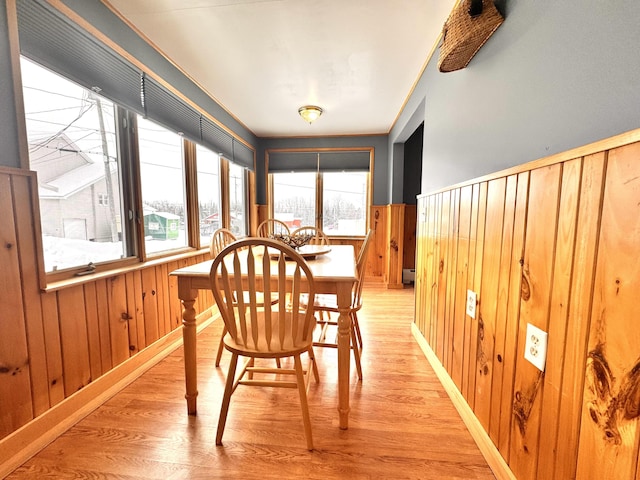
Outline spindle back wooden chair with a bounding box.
[311,229,374,380]
[256,218,290,237]
[291,226,330,246]
[210,238,319,450]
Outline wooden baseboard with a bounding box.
[0,309,217,479]
[411,323,517,480]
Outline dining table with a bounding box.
[170,243,358,429]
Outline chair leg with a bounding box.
[216,352,239,446]
[352,312,363,352]
[350,322,363,381]
[215,325,228,367]
[294,354,314,451]
[307,346,320,383]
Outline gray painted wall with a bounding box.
[0,1,21,169]
[391,0,640,195]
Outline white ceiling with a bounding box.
[104,0,455,138]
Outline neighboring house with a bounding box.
[31,134,120,242]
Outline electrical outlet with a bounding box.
[466,290,477,318]
[524,323,548,372]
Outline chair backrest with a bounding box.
[210,238,316,352]
[353,229,374,309]
[256,219,290,238]
[291,226,330,246]
[210,228,237,258]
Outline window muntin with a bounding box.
[228,162,247,236]
[196,145,221,247]
[271,172,316,230]
[137,115,187,254]
[21,57,127,272]
[323,171,368,235]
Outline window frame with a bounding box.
[265,148,373,237]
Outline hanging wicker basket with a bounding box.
[438,0,504,73]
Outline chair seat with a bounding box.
[223,310,316,357]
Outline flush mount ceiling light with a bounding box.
[298,105,323,124]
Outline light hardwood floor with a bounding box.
[7,283,496,479]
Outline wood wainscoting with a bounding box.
[0,166,214,473]
[414,128,640,480]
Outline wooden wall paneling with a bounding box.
[429,193,442,348]
[370,206,387,278]
[402,204,417,270]
[12,175,49,416]
[435,190,452,362]
[555,152,606,480]
[386,204,405,288]
[57,285,91,396]
[94,279,113,373]
[444,188,460,373]
[467,182,487,410]
[155,264,169,337]
[489,174,518,444]
[40,292,64,407]
[497,171,529,460]
[420,197,431,336]
[509,164,562,480]
[124,272,139,355]
[537,158,582,480]
[475,177,507,431]
[462,183,480,402]
[152,266,165,338]
[576,142,640,479]
[451,186,472,390]
[132,270,146,351]
[166,260,182,330]
[82,282,103,381]
[0,173,33,438]
[413,197,425,334]
[141,268,159,345]
[107,275,129,367]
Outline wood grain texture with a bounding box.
[489,175,518,444]
[12,175,49,417]
[510,164,561,480]
[576,142,640,479]
[554,153,606,480]
[452,185,472,391]
[497,171,529,460]
[0,174,33,437]
[537,158,581,480]
[414,133,640,480]
[475,178,507,432]
[6,284,497,480]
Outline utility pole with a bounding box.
[91,92,118,242]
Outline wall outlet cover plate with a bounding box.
[466,290,477,318]
[524,323,548,372]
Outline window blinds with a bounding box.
[267,150,371,173]
[16,0,254,170]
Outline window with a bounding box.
[228,162,247,236]
[17,1,257,281]
[137,115,187,255]
[272,172,316,230]
[267,150,371,236]
[322,171,368,235]
[196,145,221,247]
[21,57,128,272]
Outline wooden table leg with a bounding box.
[336,282,352,429]
[179,281,198,415]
